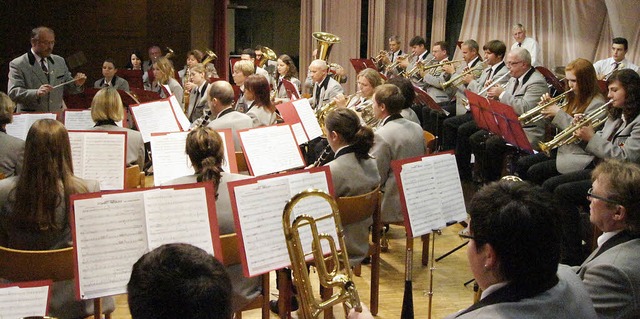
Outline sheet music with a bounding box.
[168,94,191,131]
[150,132,194,186]
[426,154,467,223]
[399,160,445,236]
[291,122,309,144]
[73,191,149,299]
[234,179,293,276]
[218,130,231,173]
[293,99,323,140]
[64,110,94,130]
[0,284,49,318]
[143,188,215,255]
[239,125,304,176]
[6,113,58,141]
[130,100,181,142]
[68,131,126,190]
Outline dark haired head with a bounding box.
[386,77,415,109]
[241,48,256,59]
[607,69,640,120]
[612,37,628,51]
[325,108,374,160]
[409,36,426,47]
[244,74,275,112]
[482,40,506,59]
[374,84,405,115]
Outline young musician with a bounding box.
[94,58,130,91]
[183,63,209,122]
[232,60,255,113]
[150,56,184,108]
[324,108,380,265]
[371,84,426,223]
[516,58,606,184]
[90,87,145,167]
[0,92,24,178]
[0,119,114,318]
[178,49,219,85]
[162,127,262,312]
[125,50,143,70]
[444,179,597,318]
[273,54,301,105]
[240,48,272,86]
[334,68,383,128]
[244,74,277,127]
[593,37,639,80]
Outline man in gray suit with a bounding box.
[205,81,253,151]
[308,59,344,110]
[8,26,86,112]
[575,160,640,319]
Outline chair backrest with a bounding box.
[0,246,74,282]
[336,185,381,226]
[124,165,145,189]
[423,131,436,154]
[220,233,242,266]
[235,152,249,173]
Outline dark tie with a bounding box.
[315,85,322,107]
[518,42,522,47]
[40,59,49,83]
[486,68,494,83]
[512,79,519,94]
[613,62,620,70]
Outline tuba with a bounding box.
[283,189,362,318]
[313,32,341,61]
[202,49,218,65]
[258,46,277,68]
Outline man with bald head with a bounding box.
[308,59,344,110]
[8,26,86,112]
[205,80,253,150]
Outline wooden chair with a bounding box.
[236,152,249,174]
[0,246,109,318]
[220,233,270,319]
[0,172,5,180]
[423,131,437,154]
[336,186,382,315]
[124,164,145,189]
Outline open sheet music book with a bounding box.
[64,109,123,130]
[276,98,323,144]
[238,124,305,176]
[392,152,467,238]
[151,129,237,186]
[168,94,191,131]
[70,182,221,300]
[0,280,51,318]
[228,166,336,277]
[68,131,127,190]
[6,112,58,140]
[129,98,183,142]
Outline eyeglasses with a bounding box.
[507,61,523,66]
[587,188,620,205]
[459,233,486,245]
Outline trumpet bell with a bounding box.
[313,32,341,61]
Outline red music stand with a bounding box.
[129,88,161,104]
[281,79,300,99]
[414,86,449,116]
[597,80,608,95]
[466,90,499,133]
[63,88,100,109]
[536,66,565,95]
[489,99,534,154]
[349,58,378,73]
[118,70,144,89]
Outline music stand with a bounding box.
[536,66,565,96]
[63,88,100,109]
[349,58,377,73]
[281,79,300,99]
[466,90,499,134]
[129,88,161,104]
[489,100,534,154]
[118,70,144,89]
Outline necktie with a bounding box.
[315,85,322,107]
[517,42,522,47]
[40,59,48,73]
[512,79,519,94]
[613,62,620,70]
[486,68,494,83]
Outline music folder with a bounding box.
[70,182,221,300]
[129,97,183,142]
[238,124,306,176]
[63,109,125,130]
[391,151,467,238]
[414,86,450,116]
[280,78,301,100]
[0,280,52,318]
[5,112,58,141]
[227,166,335,277]
[276,98,323,145]
[68,130,127,190]
[466,90,499,133]
[489,99,534,154]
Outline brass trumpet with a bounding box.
[372,50,389,65]
[386,52,415,73]
[519,88,574,125]
[283,189,362,318]
[404,59,463,78]
[441,63,485,89]
[538,100,613,155]
[165,47,175,59]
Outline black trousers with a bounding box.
[515,150,558,184]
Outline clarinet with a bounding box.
[308,144,334,168]
[191,108,212,129]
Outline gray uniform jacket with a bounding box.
[0,132,24,178]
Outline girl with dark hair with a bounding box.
[126,50,143,70]
[324,108,380,265]
[273,54,301,105]
[244,74,277,127]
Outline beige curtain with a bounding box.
[430,0,447,47]
[455,0,635,72]
[368,1,386,58]
[384,0,429,56]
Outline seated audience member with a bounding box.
[90,87,145,167]
[0,119,114,318]
[244,74,277,127]
[128,243,233,319]
[149,56,184,108]
[162,127,262,311]
[371,84,426,223]
[232,59,256,113]
[94,58,130,92]
[0,92,24,178]
[574,159,640,319]
[324,108,380,265]
[593,37,639,80]
[386,76,420,125]
[184,63,210,122]
[273,54,301,105]
[445,179,597,319]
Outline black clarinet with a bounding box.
[309,144,334,168]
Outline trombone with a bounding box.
[477,72,511,96]
[538,100,612,155]
[283,189,362,318]
[518,88,574,125]
[441,64,485,89]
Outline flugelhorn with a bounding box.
[441,63,485,89]
[538,99,613,155]
[283,189,362,318]
[518,88,574,125]
[387,52,415,73]
[313,32,341,61]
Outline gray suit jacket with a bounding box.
[90,124,146,167]
[186,82,209,123]
[553,95,606,173]
[93,76,130,92]
[451,59,485,116]
[466,61,510,94]
[207,109,254,151]
[8,51,83,112]
[575,232,640,319]
[421,59,452,104]
[0,132,24,178]
[446,265,597,319]
[372,117,426,223]
[162,173,262,312]
[327,150,380,266]
[500,68,549,148]
[310,76,344,109]
[585,113,640,164]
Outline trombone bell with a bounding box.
[313,32,341,61]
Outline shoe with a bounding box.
[269,296,299,314]
[361,256,371,265]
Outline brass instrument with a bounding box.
[182,67,191,113]
[165,47,175,59]
[387,52,415,73]
[202,49,218,66]
[356,99,380,128]
[538,100,613,155]
[477,72,511,96]
[372,50,389,64]
[329,62,346,84]
[258,46,276,68]
[441,63,485,89]
[604,63,624,81]
[282,189,362,318]
[316,93,359,133]
[404,58,463,79]
[518,88,574,125]
[313,32,341,61]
